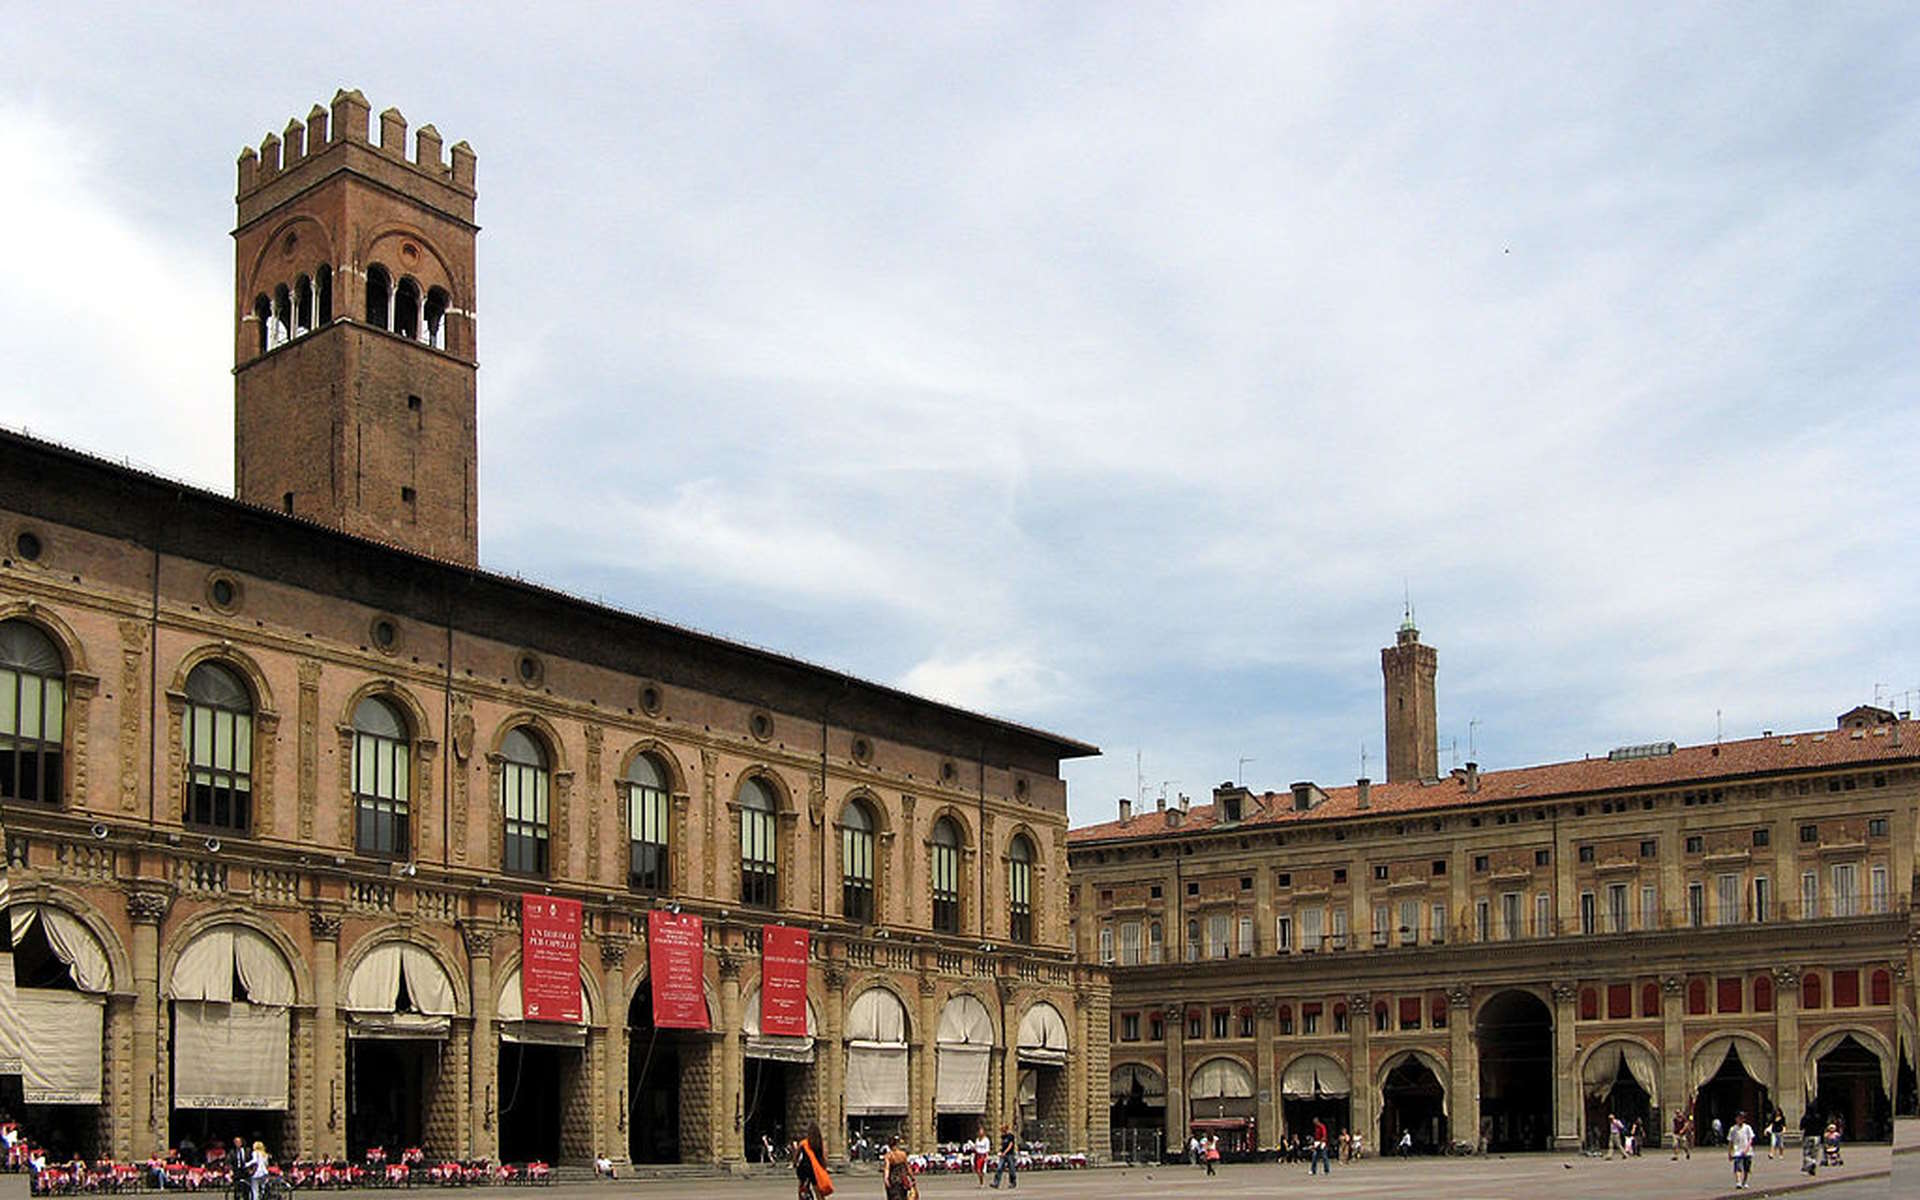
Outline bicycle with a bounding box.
[232,1175,294,1200]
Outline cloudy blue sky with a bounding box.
[2,4,1916,827]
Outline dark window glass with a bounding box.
[625,754,670,892]
[0,621,65,805]
[841,800,875,922]
[931,818,962,933]
[351,697,410,858]
[184,662,252,833]
[499,727,549,875]
[1008,835,1034,943]
[740,777,778,908]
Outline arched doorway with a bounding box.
[1107,1064,1165,1162]
[1016,1002,1070,1147]
[934,995,995,1144]
[168,924,294,1158]
[1581,1042,1657,1152]
[1810,1033,1891,1142]
[627,983,711,1164]
[1280,1053,1350,1145]
[1476,989,1552,1151]
[1691,1037,1771,1145]
[341,942,459,1158]
[741,987,819,1162]
[1188,1057,1255,1154]
[1378,1051,1447,1154]
[2,904,110,1159]
[495,965,593,1165]
[846,987,911,1146]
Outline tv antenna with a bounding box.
[1236,757,1255,787]
[1468,718,1480,761]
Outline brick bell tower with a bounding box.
[232,89,479,564]
[1381,610,1438,782]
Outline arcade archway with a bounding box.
[1108,1064,1165,1162]
[1810,1031,1892,1142]
[1379,1050,1448,1154]
[741,986,819,1161]
[1476,989,1552,1151]
[1690,1036,1771,1144]
[1280,1053,1350,1144]
[1188,1057,1255,1153]
[627,982,712,1164]
[935,994,995,1144]
[341,942,459,1158]
[1582,1041,1658,1152]
[1016,1002,1070,1146]
[3,904,111,1158]
[846,987,911,1145]
[496,965,594,1165]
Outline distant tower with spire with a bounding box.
[1381,604,1438,782]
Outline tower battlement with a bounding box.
[236,89,475,223]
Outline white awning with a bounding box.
[936,994,994,1047]
[346,1012,450,1040]
[11,906,110,993]
[1583,1041,1660,1106]
[934,994,994,1114]
[17,989,101,1104]
[169,927,294,1005]
[344,944,458,1017]
[743,986,818,1063]
[1110,1063,1167,1104]
[847,1045,909,1116]
[1190,1057,1254,1101]
[1016,1001,1069,1066]
[1689,1037,1774,1098]
[0,951,21,1075]
[497,966,591,1046]
[846,987,908,1045]
[1280,1054,1349,1099]
[172,1000,288,1109]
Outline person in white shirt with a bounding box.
[1727,1112,1755,1189]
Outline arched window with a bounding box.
[1276,1004,1293,1036]
[423,287,450,350]
[1686,977,1708,1015]
[499,727,549,875]
[351,697,410,857]
[1871,969,1892,1006]
[273,284,292,345]
[0,620,65,803]
[1579,987,1599,1022]
[739,777,777,908]
[624,754,670,892]
[365,264,392,330]
[1801,972,1822,1010]
[253,295,273,354]
[315,265,332,325]
[394,277,421,341]
[1641,982,1660,1017]
[184,662,252,833]
[1373,1000,1390,1032]
[1007,834,1034,943]
[930,818,962,934]
[841,799,875,923]
[294,275,313,335]
[1753,974,1774,1013]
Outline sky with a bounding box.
[1,4,1916,829]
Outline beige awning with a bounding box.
[172,999,288,1109]
[1017,1001,1069,1066]
[743,986,818,1063]
[1281,1053,1349,1099]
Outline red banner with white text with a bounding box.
[520,894,582,1023]
[759,925,810,1037]
[647,910,709,1029]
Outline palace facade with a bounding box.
[0,89,1106,1167]
[1071,621,1917,1157]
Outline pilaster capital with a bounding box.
[1347,991,1372,1009]
[1445,985,1472,1010]
[1549,980,1579,1004]
[600,937,628,968]
[824,965,848,992]
[307,907,344,942]
[126,888,173,926]
[917,974,938,997]
[1661,975,1685,997]
[1772,966,1802,988]
[1162,1005,1184,1022]
[1252,999,1274,1019]
[459,919,496,959]
[717,952,742,980]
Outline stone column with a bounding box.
[1348,992,1373,1144]
[823,965,847,1148]
[1083,979,1110,1159]
[1065,989,1086,1155]
[1660,975,1687,1127]
[1446,985,1474,1152]
[999,987,1020,1135]
[1253,999,1276,1148]
[126,889,171,1160]
[462,921,497,1162]
[1162,1005,1185,1152]
[718,953,744,1163]
[601,936,628,1166]
[1549,981,1579,1150]
[309,908,344,1160]
[913,975,938,1152]
[1773,967,1802,1125]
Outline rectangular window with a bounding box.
[0,653,66,805]
[1302,1004,1321,1035]
[1639,839,1658,858]
[1580,891,1597,936]
[1211,1008,1230,1039]
[1801,871,1819,920]
[1501,892,1522,941]
[1868,817,1888,838]
[1870,865,1889,914]
[353,725,411,859]
[930,837,961,933]
[1534,891,1551,938]
[1715,873,1741,926]
[1239,1010,1255,1038]
[1475,898,1491,942]
[1098,926,1114,964]
[1121,1013,1140,1041]
[1373,903,1391,948]
[1399,996,1421,1030]
[626,776,669,891]
[1399,900,1420,946]
[841,816,875,924]
[1007,853,1033,943]
[1753,876,1769,923]
[1831,863,1858,918]
[1752,828,1770,848]
[1188,1012,1202,1039]
[185,697,253,834]
[1120,921,1142,966]
[739,797,777,908]
[1607,983,1632,1020]
[1275,913,1292,953]
[1149,1014,1164,1041]
[1833,969,1860,1007]
[1329,906,1348,950]
[1687,882,1705,928]
[500,758,550,876]
[1431,902,1447,944]
[1237,915,1255,957]
[1208,913,1230,959]
[1639,884,1658,931]
[1148,921,1164,964]
[1800,823,1818,844]
[1607,883,1629,933]
[1185,919,1199,963]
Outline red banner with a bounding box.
[760,925,810,1037]
[647,910,709,1029]
[520,894,582,1023]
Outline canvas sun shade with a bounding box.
[935,994,994,1114]
[1110,1063,1167,1104]
[845,987,909,1116]
[1582,1041,1660,1106]
[169,925,295,1110]
[497,965,590,1047]
[1016,1001,1069,1066]
[1280,1053,1349,1098]
[742,986,818,1063]
[344,944,457,1038]
[17,989,102,1104]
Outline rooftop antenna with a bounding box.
[1447,737,1459,772]
[1873,682,1889,707]
[1135,750,1145,809]
[1468,718,1481,761]
[1359,744,1368,779]
[1716,709,1723,744]
[1400,580,1416,631]
[1236,757,1255,787]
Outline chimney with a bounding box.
[1178,793,1191,813]
[1464,762,1480,793]
[1118,797,1133,824]
[1356,778,1371,809]
[1155,792,1166,812]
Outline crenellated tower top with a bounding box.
[236,89,476,226]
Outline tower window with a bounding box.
[252,295,273,355]
[273,284,292,345]
[393,277,422,341]
[423,287,450,350]
[407,394,422,411]
[316,265,332,325]
[281,492,294,514]
[366,263,392,330]
[294,274,314,334]
[400,487,417,505]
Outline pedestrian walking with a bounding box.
[972,1126,990,1188]
[1204,1135,1219,1176]
[793,1123,832,1200]
[1607,1113,1625,1160]
[1309,1118,1331,1175]
[1727,1111,1755,1190]
[989,1125,1018,1190]
[1670,1110,1693,1160]
[883,1137,913,1200]
[1767,1110,1784,1159]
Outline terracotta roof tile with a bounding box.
[1069,721,1915,844]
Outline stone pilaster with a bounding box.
[1162,1004,1185,1150]
[462,920,497,1161]
[718,952,743,1161]
[912,974,938,1151]
[1348,992,1373,1144]
[600,934,628,1165]
[1549,981,1579,1150]
[1445,985,1474,1151]
[126,888,170,1159]
[1773,967,1802,1123]
[823,965,847,1145]
[1660,975,1687,1128]
[308,908,343,1159]
[1253,998,1276,1149]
